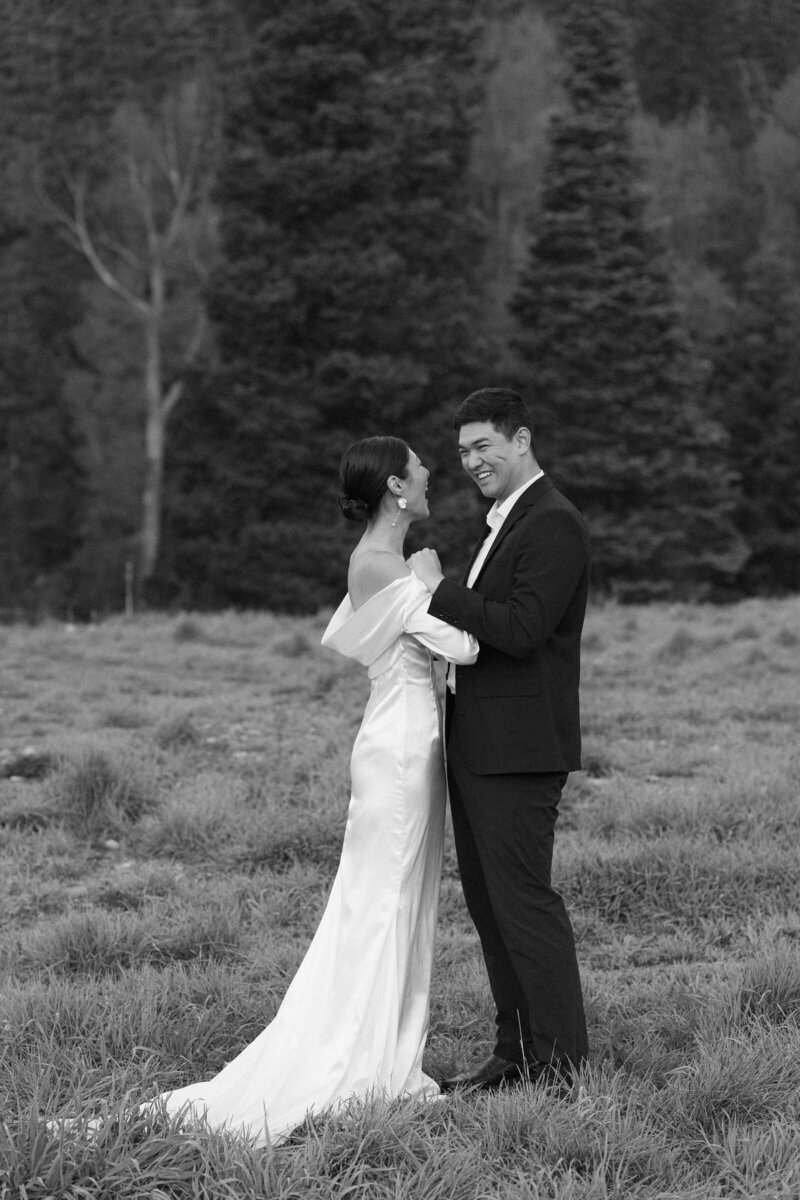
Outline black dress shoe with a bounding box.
[440,1054,526,1092]
[441,1055,574,1093]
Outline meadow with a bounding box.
[1,595,800,1199]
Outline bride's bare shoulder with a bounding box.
[348,549,410,610]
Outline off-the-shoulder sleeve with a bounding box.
[402,576,479,665]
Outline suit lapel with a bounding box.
[470,474,553,587]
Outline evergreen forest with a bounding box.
[2,0,799,616]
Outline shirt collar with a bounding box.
[486,470,544,529]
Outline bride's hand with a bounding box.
[407,548,445,594]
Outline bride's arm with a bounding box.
[403,577,479,665]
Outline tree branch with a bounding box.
[95,230,144,273]
[162,378,185,419]
[55,173,150,315]
[162,310,208,420]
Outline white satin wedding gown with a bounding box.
[157,573,478,1146]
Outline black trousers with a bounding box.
[447,743,588,1069]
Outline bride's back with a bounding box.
[348,548,411,611]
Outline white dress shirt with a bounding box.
[448,470,544,692]
[465,471,544,588]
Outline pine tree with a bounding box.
[624,0,800,137]
[510,0,744,598]
[0,0,242,163]
[708,256,800,593]
[0,337,85,617]
[0,181,88,614]
[158,0,488,611]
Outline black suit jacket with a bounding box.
[428,475,590,775]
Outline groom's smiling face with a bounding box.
[458,421,533,504]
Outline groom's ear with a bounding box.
[515,426,532,453]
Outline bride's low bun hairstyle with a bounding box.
[338,495,372,522]
[339,436,410,522]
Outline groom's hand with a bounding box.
[407,548,445,594]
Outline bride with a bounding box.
[151,436,478,1145]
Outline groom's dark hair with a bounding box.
[454,388,535,449]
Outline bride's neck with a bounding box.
[359,513,408,557]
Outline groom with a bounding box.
[408,387,590,1089]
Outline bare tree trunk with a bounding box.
[38,84,218,603]
[140,308,164,588]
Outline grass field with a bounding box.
[2,596,800,1198]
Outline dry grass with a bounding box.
[1,595,799,1197]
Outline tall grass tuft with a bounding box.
[732,622,760,641]
[655,627,696,661]
[271,632,312,658]
[137,775,247,858]
[43,745,159,839]
[233,809,345,873]
[563,837,800,926]
[13,903,245,979]
[4,1100,280,1200]
[666,1020,800,1134]
[155,714,203,751]
[172,615,207,643]
[100,705,149,730]
[736,947,800,1026]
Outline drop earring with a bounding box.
[391,497,408,527]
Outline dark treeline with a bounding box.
[1,0,799,616]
